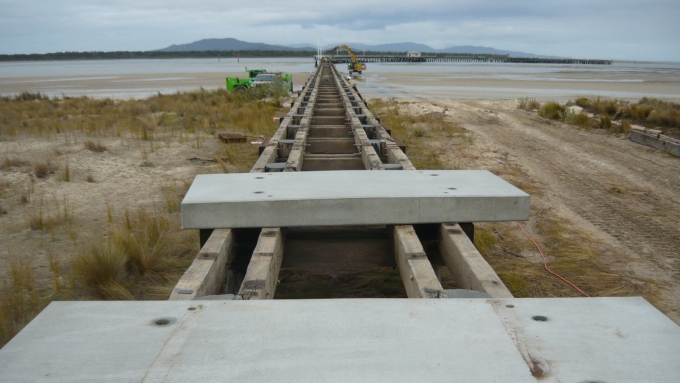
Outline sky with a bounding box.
[0,0,679,61]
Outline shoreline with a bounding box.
[1,71,679,102]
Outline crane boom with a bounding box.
[331,45,367,74]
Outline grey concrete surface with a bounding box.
[1,298,678,382]
[181,170,530,228]
[628,130,680,157]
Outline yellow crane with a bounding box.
[331,45,367,74]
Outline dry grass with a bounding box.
[481,213,656,300]
[517,97,540,110]
[71,195,198,301]
[32,160,57,178]
[0,257,60,348]
[369,99,468,169]
[570,112,592,129]
[538,102,565,120]
[598,114,612,130]
[0,89,283,142]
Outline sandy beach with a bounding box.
[1,58,679,101]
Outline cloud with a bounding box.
[0,0,678,60]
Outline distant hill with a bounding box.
[159,38,557,58]
[159,38,314,52]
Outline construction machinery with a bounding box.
[226,68,292,92]
[330,45,366,74]
[226,68,267,92]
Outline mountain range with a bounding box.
[159,38,558,58]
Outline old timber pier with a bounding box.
[0,59,678,383]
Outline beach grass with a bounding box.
[534,97,680,136]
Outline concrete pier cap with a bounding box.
[181,170,530,229]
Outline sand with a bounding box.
[0,72,314,99]
[2,66,679,101]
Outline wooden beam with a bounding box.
[393,225,446,298]
[439,223,513,298]
[169,229,234,300]
[238,228,285,300]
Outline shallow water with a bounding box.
[1,57,679,100]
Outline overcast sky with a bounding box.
[1,0,678,61]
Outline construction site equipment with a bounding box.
[331,45,367,73]
[226,69,292,92]
[226,68,266,92]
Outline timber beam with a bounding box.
[439,223,513,298]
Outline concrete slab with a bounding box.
[181,170,530,228]
[1,298,678,382]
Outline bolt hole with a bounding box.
[532,315,548,322]
[155,319,170,326]
[506,304,514,308]
[188,307,196,311]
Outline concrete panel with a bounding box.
[181,170,530,229]
[628,130,680,157]
[1,298,678,382]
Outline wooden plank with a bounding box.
[238,228,285,300]
[393,225,446,298]
[169,229,234,300]
[439,223,513,298]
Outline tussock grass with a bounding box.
[559,97,680,134]
[0,257,57,348]
[575,97,590,108]
[612,120,632,134]
[1,160,203,347]
[571,112,592,129]
[538,102,565,120]
[598,114,612,130]
[25,196,73,231]
[72,197,198,300]
[517,97,540,110]
[32,161,57,178]
[72,242,128,298]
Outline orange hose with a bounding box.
[516,222,590,297]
